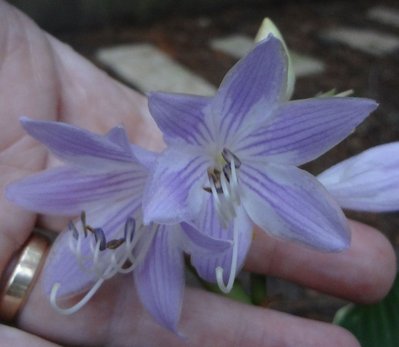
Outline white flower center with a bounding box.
[50,212,154,315]
[205,148,242,293]
[205,148,242,227]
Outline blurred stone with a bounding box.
[321,27,399,56]
[368,6,399,28]
[290,51,325,77]
[210,35,254,58]
[96,44,216,95]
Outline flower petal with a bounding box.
[143,147,209,224]
[318,142,399,211]
[41,230,97,297]
[240,162,350,251]
[190,198,252,283]
[6,166,146,215]
[235,97,377,166]
[148,92,214,145]
[255,19,295,100]
[130,143,158,170]
[21,117,134,168]
[212,35,288,144]
[134,225,184,332]
[179,222,232,255]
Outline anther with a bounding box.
[106,239,125,250]
[93,228,107,251]
[69,221,79,240]
[222,148,241,168]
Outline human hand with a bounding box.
[0,1,396,346]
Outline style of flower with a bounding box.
[318,142,399,212]
[6,118,230,331]
[143,35,378,292]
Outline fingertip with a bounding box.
[330,325,361,347]
[348,220,397,303]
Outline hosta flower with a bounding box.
[143,35,378,292]
[6,118,229,331]
[319,142,399,212]
[255,17,295,100]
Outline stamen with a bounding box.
[220,169,236,219]
[69,222,79,240]
[208,170,230,227]
[206,149,242,226]
[222,148,241,168]
[93,228,106,251]
[66,214,154,290]
[50,279,104,315]
[80,211,89,237]
[106,239,125,250]
[124,217,136,243]
[229,155,240,204]
[215,225,239,294]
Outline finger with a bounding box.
[245,219,397,303]
[46,32,163,151]
[0,324,61,347]
[19,276,360,347]
[0,0,58,285]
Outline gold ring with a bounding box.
[0,232,50,322]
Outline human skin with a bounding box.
[0,1,396,346]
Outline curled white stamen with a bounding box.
[209,173,230,227]
[69,231,94,274]
[215,224,239,293]
[50,279,104,315]
[92,239,103,277]
[208,151,241,227]
[229,157,240,204]
[54,216,157,315]
[220,171,236,219]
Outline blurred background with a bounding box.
[8,0,399,338]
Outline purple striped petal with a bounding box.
[134,225,184,332]
[148,92,214,145]
[235,97,377,166]
[143,147,209,224]
[130,143,158,170]
[212,36,287,145]
[21,117,134,167]
[190,198,252,283]
[6,166,146,215]
[240,161,350,251]
[318,142,399,212]
[179,222,232,255]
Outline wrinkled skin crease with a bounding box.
[0,2,396,347]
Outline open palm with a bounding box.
[0,2,396,346]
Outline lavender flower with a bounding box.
[143,35,378,292]
[6,118,229,331]
[319,142,399,212]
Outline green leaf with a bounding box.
[250,273,268,306]
[334,273,399,347]
[202,280,252,304]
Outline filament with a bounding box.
[50,279,104,315]
[215,224,239,294]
